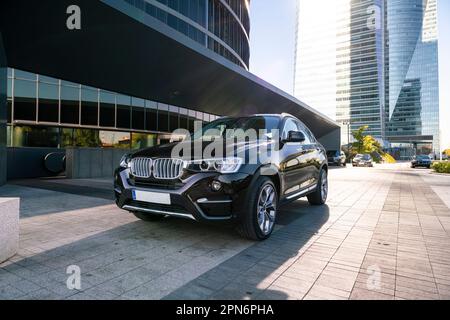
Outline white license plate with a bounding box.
[132,190,171,205]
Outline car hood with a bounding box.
[131,140,274,160]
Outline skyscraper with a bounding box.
[385,0,439,158]
[294,0,440,157]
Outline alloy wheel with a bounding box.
[321,171,328,202]
[256,184,277,235]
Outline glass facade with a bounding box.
[295,0,385,142]
[295,0,439,155]
[385,0,439,154]
[6,68,219,149]
[123,0,250,69]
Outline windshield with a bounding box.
[326,151,338,157]
[362,154,371,160]
[416,155,430,160]
[191,116,281,141]
[355,154,363,159]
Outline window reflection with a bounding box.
[132,97,145,130]
[73,129,101,148]
[131,133,157,150]
[38,83,59,123]
[146,100,158,132]
[99,131,131,149]
[158,104,169,132]
[12,126,59,148]
[100,91,116,127]
[117,95,131,129]
[14,80,37,121]
[81,87,99,126]
[61,85,80,124]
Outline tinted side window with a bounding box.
[282,119,299,140]
[297,122,315,144]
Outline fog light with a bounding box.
[211,181,222,191]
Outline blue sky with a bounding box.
[250,0,449,148]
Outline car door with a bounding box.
[296,121,321,187]
[279,118,311,198]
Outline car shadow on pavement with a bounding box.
[0,213,255,300]
[0,184,113,218]
[0,198,329,300]
[165,201,330,300]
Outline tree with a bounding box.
[352,126,383,155]
[352,125,369,154]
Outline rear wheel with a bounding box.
[237,177,278,241]
[307,169,328,206]
[133,211,164,222]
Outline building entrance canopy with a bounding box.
[0,0,339,143]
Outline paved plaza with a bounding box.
[1,164,450,300]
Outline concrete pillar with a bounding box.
[0,34,7,186]
[0,198,19,263]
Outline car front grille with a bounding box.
[130,158,152,178]
[153,158,185,180]
[130,158,184,180]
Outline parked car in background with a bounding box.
[327,150,346,166]
[411,155,432,168]
[353,154,374,167]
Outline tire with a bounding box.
[133,211,165,222]
[307,169,328,206]
[237,177,278,241]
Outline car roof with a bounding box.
[217,114,298,121]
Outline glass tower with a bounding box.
[385,0,439,158]
[124,0,251,69]
[295,0,439,156]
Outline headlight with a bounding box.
[185,157,243,174]
[120,153,132,168]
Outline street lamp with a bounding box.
[343,120,351,163]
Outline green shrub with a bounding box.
[432,162,450,174]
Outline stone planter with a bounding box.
[0,198,20,263]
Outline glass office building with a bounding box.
[295,0,385,144]
[385,0,440,158]
[125,0,250,69]
[295,0,440,156]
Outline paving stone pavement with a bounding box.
[1,164,450,300]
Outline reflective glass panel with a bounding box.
[117,95,131,129]
[100,91,115,127]
[81,87,99,126]
[61,85,80,124]
[14,79,37,121]
[99,131,131,149]
[38,83,59,123]
[12,126,59,148]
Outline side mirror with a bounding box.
[284,131,306,143]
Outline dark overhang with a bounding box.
[0,0,339,139]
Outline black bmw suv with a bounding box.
[115,114,328,240]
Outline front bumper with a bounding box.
[114,168,252,222]
[412,162,431,167]
[328,158,342,165]
[353,161,372,166]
